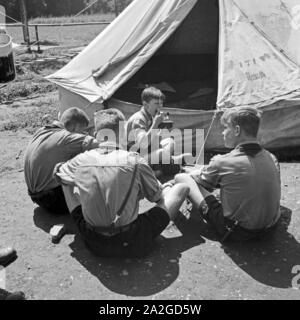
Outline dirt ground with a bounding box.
[0,130,299,300]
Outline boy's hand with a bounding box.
[152,112,164,129]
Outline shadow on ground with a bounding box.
[183,203,300,289]
[33,203,300,294]
[33,207,76,234]
[220,206,300,289]
[68,213,205,297]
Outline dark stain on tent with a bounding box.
[114,0,219,111]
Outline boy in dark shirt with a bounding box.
[176,107,281,242]
[24,108,98,214]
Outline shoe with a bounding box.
[50,224,67,244]
[0,247,17,267]
[0,288,25,300]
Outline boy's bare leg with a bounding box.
[157,183,190,220]
[175,173,212,211]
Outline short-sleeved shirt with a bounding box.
[126,107,153,149]
[54,142,163,228]
[191,143,281,230]
[24,121,98,193]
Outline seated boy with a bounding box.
[175,106,281,242]
[24,108,98,215]
[126,87,190,175]
[54,109,189,258]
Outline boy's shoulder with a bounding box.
[209,150,237,165]
[128,109,144,122]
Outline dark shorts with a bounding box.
[200,195,278,242]
[29,186,69,215]
[150,164,181,177]
[70,206,170,258]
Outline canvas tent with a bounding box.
[47,0,300,151]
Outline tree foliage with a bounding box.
[0,0,134,22]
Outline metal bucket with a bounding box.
[0,34,16,83]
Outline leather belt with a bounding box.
[86,221,133,237]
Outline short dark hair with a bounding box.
[141,86,165,103]
[221,107,261,137]
[94,108,125,134]
[60,108,90,130]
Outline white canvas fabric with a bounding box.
[218,0,300,108]
[48,0,300,108]
[47,0,197,103]
[47,0,300,150]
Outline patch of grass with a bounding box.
[1,81,39,102]
[0,75,57,103]
[7,23,107,47]
[1,48,71,104]
[15,48,67,60]
[29,13,115,24]
[0,49,62,132]
[2,18,112,134]
[0,95,60,134]
[36,40,60,46]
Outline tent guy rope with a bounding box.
[196,110,219,165]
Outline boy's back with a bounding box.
[24,122,95,193]
[210,148,281,230]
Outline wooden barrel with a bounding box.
[0,34,15,83]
